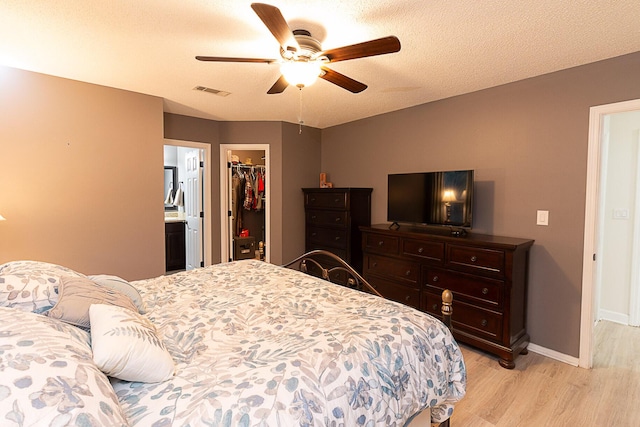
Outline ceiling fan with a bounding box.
[196,3,401,94]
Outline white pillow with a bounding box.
[89,274,147,313]
[89,303,175,383]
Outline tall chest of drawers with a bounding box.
[361,224,534,369]
[303,188,372,274]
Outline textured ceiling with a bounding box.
[1,0,640,129]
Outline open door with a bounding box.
[185,149,204,270]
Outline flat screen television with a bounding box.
[387,170,474,229]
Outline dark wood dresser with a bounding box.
[303,188,372,273]
[360,224,534,369]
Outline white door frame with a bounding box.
[630,130,640,327]
[164,139,212,267]
[219,144,271,263]
[580,98,640,368]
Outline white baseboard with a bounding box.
[527,343,579,367]
[598,309,629,325]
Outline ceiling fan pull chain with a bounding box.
[298,87,304,134]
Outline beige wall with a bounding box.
[281,122,322,263]
[219,122,284,263]
[0,66,165,280]
[5,50,639,357]
[0,72,318,274]
[164,117,322,265]
[164,114,221,262]
[165,117,279,264]
[320,51,640,357]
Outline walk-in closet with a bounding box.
[221,146,269,262]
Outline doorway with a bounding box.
[580,98,640,368]
[219,144,270,263]
[164,139,212,270]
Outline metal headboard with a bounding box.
[282,250,383,297]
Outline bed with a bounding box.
[0,253,466,426]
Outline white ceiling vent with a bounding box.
[193,86,231,97]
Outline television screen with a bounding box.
[387,170,474,228]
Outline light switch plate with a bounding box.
[537,210,549,226]
[613,208,629,220]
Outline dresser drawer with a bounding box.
[364,255,419,284]
[305,191,348,209]
[423,268,503,309]
[423,292,503,342]
[306,210,349,228]
[368,276,420,309]
[402,239,444,263]
[446,244,505,276]
[363,233,400,255]
[307,226,348,249]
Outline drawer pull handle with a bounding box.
[310,197,316,202]
[481,319,488,327]
[378,241,384,246]
[418,247,424,254]
[311,215,317,220]
[405,270,411,276]
[334,237,341,241]
[335,217,341,222]
[311,232,317,237]
[334,198,341,203]
[482,287,489,295]
[405,296,411,302]
[470,256,478,262]
[432,276,439,282]
[372,262,378,268]
[432,303,438,310]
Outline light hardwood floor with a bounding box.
[448,321,640,426]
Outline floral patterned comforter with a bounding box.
[112,260,466,426]
[0,307,129,426]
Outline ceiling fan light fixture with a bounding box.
[280,60,322,88]
[197,4,400,94]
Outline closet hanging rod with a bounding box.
[233,164,265,169]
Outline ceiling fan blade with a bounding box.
[267,75,289,94]
[322,36,401,63]
[251,3,300,52]
[320,67,367,93]
[196,56,276,63]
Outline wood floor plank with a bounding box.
[447,321,640,427]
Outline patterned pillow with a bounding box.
[89,274,147,314]
[90,304,175,383]
[0,307,129,426]
[47,276,138,329]
[0,260,86,313]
